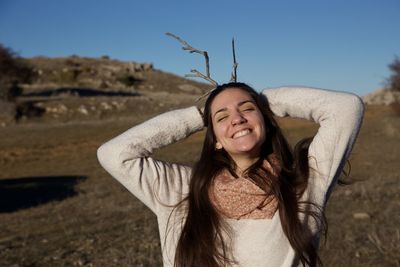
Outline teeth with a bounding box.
[233,129,251,139]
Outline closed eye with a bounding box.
[240,104,256,112]
[217,116,228,122]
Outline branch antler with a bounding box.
[165,32,218,87]
[230,37,238,82]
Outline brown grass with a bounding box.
[390,103,400,116]
[0,104,399,267]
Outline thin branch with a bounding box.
[368,233,386,254]
[186,69,218,86]
[165,32,218,87]
[230,37,238,82]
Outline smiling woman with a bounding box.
[97,82,364,267]
[211,87,267,171]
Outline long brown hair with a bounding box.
[174,82,326,267]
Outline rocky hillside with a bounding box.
[363,88,400,105]
[22,55,210,95]
[0,55,211,126]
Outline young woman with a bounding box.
[97,82,364,267]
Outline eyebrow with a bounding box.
[213,100,255,118]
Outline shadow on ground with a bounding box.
[16,101,46,119]
[0,175,86,213]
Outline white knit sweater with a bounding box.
[97,87,364,266]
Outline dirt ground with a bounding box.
[0,95,399,266]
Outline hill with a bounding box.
[6,55,211,125]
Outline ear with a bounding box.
[215,142,223,150]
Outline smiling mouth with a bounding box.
[232,129,252,139]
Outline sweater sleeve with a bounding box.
[261,86,364,205]
[97,106,204,214]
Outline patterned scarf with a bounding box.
[209,155,280,220]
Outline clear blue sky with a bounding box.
[1,0,399,96]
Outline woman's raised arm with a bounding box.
[261,86,364,205]
[97,106,204,214]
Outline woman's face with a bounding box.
[210,88,266,159]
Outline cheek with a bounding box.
[212,122,227,142]
[256,117,267,139]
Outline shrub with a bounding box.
[55,68,81,84]
[117,74,140,87]
[0,44,33,101]
[387,56,400,92]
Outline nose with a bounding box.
[231,112,247,125]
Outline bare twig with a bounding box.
[230,37,238,82]
[368,229,400,266]
[368,232,385,254]
[185,69,218,86]
[165,32,218,87]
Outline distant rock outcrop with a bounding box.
[19,56,209,96]
[23,56,153,92]
[363,88,400,105]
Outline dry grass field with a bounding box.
[0,98,399,266]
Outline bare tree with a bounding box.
[0,44,33,101]
[387,56,400,92]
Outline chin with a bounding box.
[229,145,262,156]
